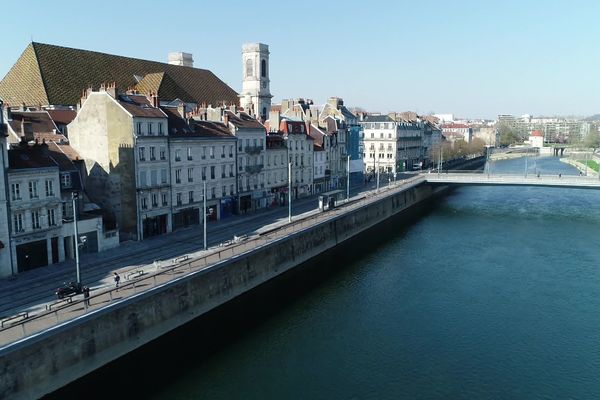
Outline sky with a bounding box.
[1,0,599,119]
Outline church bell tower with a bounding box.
[239,43,272,121]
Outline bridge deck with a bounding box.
[423,173,600,189]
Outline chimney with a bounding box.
[168,52,194,67]
[21,119,34,142]
[177,102,186,119]
[150,92,160,108]
[106,82,117,98]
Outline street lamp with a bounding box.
[72,192,81,285]
[288,161,292,222]
[346,155,350,202]
[203,181,207,250]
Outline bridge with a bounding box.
[423,172,600,190]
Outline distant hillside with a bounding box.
[585,114,600,121]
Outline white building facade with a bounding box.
[239,43,272,121]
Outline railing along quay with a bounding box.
[0,175,425,347]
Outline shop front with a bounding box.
[143,213,168,238]
[220,197,236,219]
[173,207,199,230]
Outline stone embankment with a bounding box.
[0,179,442,400]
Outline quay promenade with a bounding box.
[1,174,433,400]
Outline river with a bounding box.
[48,156,600,399]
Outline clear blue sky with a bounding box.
[2,0,599,119]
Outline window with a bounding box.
[31,210,41,229]
[221,166,226,178]
[221,145,226,158]
[229,145,234,158]
[230,184,234,195]
[147,122,153,135]
[211,187,216,199]
[141,196,148,210]
[139,171,147,187]
[162,193,168,206]
[371,132,374,138]
[261,59,266,77]
[47,208,56,226]
[11,183,20,200]
[175,149,181,162]
[13,213,24,232]
[189,191,194,203]
[238,140,243,152]
[188,168,193,182]
[259,139,263,149]
[222,186,226,197]
[151,170,158,186]
[136,122,142,134]
[175,168,181,184]
[152,194,158,207]
[149,147,156,160]
[29,181,38,199]
[45,179,54,196]
[202,167,207,181]
[158,123,163,135]
[210,166,215,179]
[245,58,253,77]
[210,146,215,159]
[161,169,167,184]
[229,164,234,177]
[380,133,383,138]
[176,193,182,206]
[139,147,146,161]
[187,147,192,161]
[160,146,166,160]
[388,133,392,139]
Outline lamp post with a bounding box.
[203,181,207,250]
[288,161,292,222]
[376,159,380,192]
[346,155,350,202]
[72,192,81,285]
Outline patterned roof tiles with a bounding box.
[0,42,238,107]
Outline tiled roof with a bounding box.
[225,111,265,131]
[308,124,326,147]
[8,144,58,169]
[45,108,77,125]
[189,121,234,138]
[117,94,166,118]
[363,114,393,122]
[33,132,68,143]
[0,42,239,107]
[8,111,58,135]
[47,141,81,171]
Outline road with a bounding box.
[0,175,414,319]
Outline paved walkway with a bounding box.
[0,177,424,347]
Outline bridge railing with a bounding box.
[0,175,425,347]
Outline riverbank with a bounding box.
[1,178,441,400]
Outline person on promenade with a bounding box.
[114,272,121,289]
[83,286,90,306]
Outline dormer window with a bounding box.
[61,173,72,189]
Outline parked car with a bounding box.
[55,282,82,299]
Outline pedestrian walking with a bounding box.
[83,286,90,306]
[114,272,121,289]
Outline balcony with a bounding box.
[245,164,264,174]
[245,146,262,155]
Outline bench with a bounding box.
[1,312,29,328]
[46,296,73,311]
[173,255,189,264]
[126,269,144,280]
